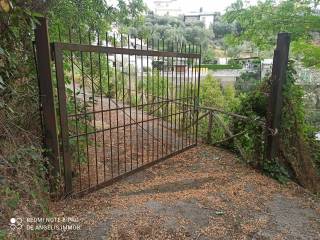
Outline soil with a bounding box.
[50,145,320,240]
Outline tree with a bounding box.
[128,14,215,61]
[49,0,146,41]
[223,0,320,68]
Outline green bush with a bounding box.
[231,63,320,190]
[198,74,240,144]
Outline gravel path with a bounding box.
[51,145,320,240]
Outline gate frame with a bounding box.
[34,17,201,197]
[34,17,60,193]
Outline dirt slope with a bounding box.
[51,145,320,240]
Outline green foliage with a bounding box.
[140,72,168,97]
[212,15,234,39]
[202,46,216,64]
[0,229,6,239]
[200,74,225,108]
[224,0,320,49]
[2,187,20,209]
[198,74,240,143]
[231,62,320,184]
[128,14,214,61]
[292,40,320,68]
[49,0,146,41]
[261,159,290,184]
[223,0,320,68]
[200,74,240,111]
[235,71,261,92]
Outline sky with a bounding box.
[143,0,258,14]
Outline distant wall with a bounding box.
[201,64,242,70]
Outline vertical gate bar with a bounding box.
[97,32,106,181]
[106,33,114,178]
[88,31,99,185]
[146,39,150,163]
[175,42,179,151]
[181,45,184,148]
[79,28,90,188]
[140,38,144,165]
[191,44,195,144]
[195,45,202,145]
[180,46,183,149]
[135,37,139,168]
[177,46,182,150]
[152,38,155,162]
[180,45,184,150]
[157,39,160,160]
[186,50,189,146]
[114,33,120,176]
[194,47,199,144]
[68,27,82,191]
[128,35,133,171]
[161,39,165,157]
[171,41,174,153]
[166,40,170,155]
[189,46,192,145]
[53,44,73,194]
[34,17,60,192]
[121,34,127,172]
[186,44,191,146]
[182,44,187,148]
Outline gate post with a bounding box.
[207,111,213,143]
[34,17,60,192]
[265,32,291,163]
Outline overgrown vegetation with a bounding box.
[0,0,145,238]
[198,74,240,144]
[128,14,215,63]
[210,0,320,192]
[234,63,320,190]
[199,65,320,192]
[0,2,51,238]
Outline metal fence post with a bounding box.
[34,17,60,192]
[265,32,291,162]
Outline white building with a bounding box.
[151,0,182,16]
[184,8,216,29]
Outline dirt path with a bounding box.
[51,145,320,240]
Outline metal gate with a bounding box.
[34,18,201,197]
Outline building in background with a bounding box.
[151,0,181,16]
[183,8,216,29]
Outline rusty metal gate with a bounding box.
[34,18,201,197]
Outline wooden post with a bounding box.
[213,114,247,161]
[265,33,291,162]
[207,111,213,143]
[34,17,60,192]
